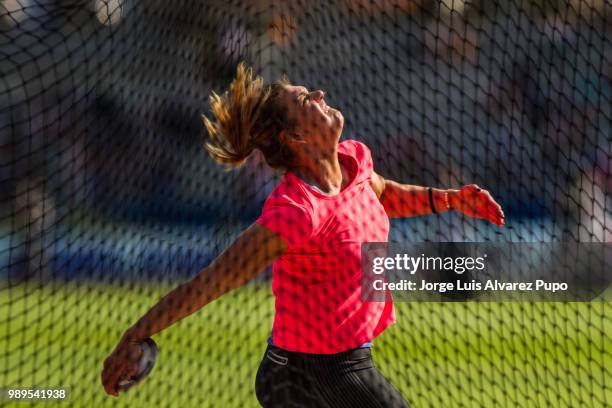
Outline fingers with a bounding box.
[485,207,505,226]
[102,361,136,396]
[102,359,121,396]
[481,194,504,226]
[102,353,127,396]
[459,184,505,226]
[479,192,504,225]
[484,193,504,224]
[101,342,142,396]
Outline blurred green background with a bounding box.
[1,282,609,407]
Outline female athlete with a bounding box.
[101,63,504,407]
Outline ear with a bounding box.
[279,129,304,146]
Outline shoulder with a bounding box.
[261,180,311,217]
[338,139,374,177]
[338,139,372,159]
[257,181,315,247]
[265,175,313,211]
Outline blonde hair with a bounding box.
[203,63,294,170]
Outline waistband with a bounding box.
[267,336,373,349]
[264,343,372,365]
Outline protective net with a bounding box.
[1,0,611,407]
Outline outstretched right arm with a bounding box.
[102,223,286,395]
[122,223,286,341]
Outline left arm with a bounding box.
[370,171,505,226]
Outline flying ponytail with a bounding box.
[203,63,294,170]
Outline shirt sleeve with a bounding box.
[256,195,314,248]
[340,139,374,182]
[354,140,374,176]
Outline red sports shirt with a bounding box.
[256,140,395,354]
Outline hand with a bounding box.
[449,184,505,226]
[101,333,144,396]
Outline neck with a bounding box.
[293,146,347,195]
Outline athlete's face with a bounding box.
[280,85,344,157]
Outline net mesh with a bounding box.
[1,0,610,407]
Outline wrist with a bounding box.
[428,188,453,213]
[447,189,460,210]
[122,327,144,343]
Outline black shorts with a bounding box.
[255,344,410,408]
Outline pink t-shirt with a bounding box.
[256,140,395,354]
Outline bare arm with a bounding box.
[102,223,286,395]
[123,223,286,341]
[370,171,504,225]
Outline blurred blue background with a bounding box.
[0,0,610,285]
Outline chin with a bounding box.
[336,115,344,134]
[330,109,344,128]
